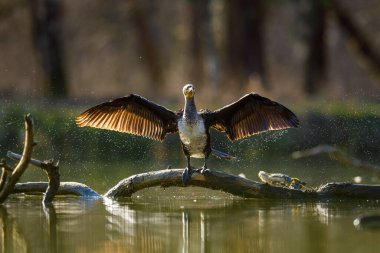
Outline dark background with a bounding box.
[1,0,379,102]
[0,0,380,188]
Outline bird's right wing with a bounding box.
[76,94,178,141]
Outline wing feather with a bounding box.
[203,93,299,141]
[76,94,178,141]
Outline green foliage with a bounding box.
[0,102,379,179]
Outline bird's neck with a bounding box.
[184,97,198,120]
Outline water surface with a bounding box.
[1,189,380,253]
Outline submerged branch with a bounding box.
[292,144,380,177]
[104,168,380,200]
[13,182,101,198]
[8,151,61,204]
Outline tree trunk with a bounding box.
[189,0,220,88]
[225,0,267,89]
[304,0,327,95]
[129,0,164,88]
[29,0,67,98]
[331,0,380,78]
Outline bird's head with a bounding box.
[183,84,195,99]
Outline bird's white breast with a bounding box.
[178,116,207,158]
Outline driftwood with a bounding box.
[13,182,101,198]
[292,144,380,178]
[7,151,61,203]
[0,114,101,204]
[7,165,380,200]
[0,115,34,203]
[6,165,380,200]
[2,115,380,203]
[5,152,100,199]
[103,168,380,200]
[0,114,100,204]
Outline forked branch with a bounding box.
[0,115,100,204]
[8,151,61,204]
[0,114,34,203]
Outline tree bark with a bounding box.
[3,167,380,200]
[104,168,380,200]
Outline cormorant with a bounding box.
[76,84,299,184]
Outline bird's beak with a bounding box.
[184,87,194,99]
[187,87,194,98]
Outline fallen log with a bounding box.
[4,166,380,200]
[103,168,380,200]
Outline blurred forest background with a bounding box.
[1,0,379,101]
[0,0,380,189]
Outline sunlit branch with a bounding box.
[0,114,101,203]
[104,168,380,200]
[8,151,61,204]
[0,114,34,203]
[0,160,13,193]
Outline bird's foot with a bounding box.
[182,166,195,185]
[199,166,210,175]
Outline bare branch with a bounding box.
[8,151,61,204]
[41,161,60,204]
[0,114,34,203]
[0,160,13,192]
[103,168,380,200]
[13,182,101,198]
[6,166,380,200]
[292,144,380,177]
[8,151,46,167]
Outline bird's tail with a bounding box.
[211,149,237,160]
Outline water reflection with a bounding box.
[0,195,380,253]
[354,214,380,231]
[103,199,222,253]
[0,205,28,253]
[43,203,57,253]
[103,197,380,253]
[104,198,176,252]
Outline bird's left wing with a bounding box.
[202,93,299,141]
[76,94,178,141]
